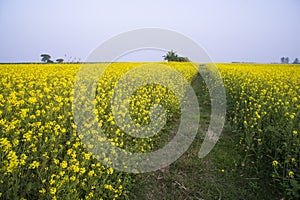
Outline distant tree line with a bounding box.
[281,57,299,64]
[40,54,82,63]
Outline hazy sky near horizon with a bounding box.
[0,0,299,63]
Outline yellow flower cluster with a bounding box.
[217,63,300,196]
[0,62,197,199]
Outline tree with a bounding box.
[56,58,64,63]
[280,57,290,64]
[163,50,179,62]
[178,57,190,62]
[285,57,289,64]
[163,50,189,62]
[41,54,53,63]
[292,58,299,64]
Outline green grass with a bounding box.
[130,74,282,200]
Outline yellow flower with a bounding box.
[28,97,37,104]
[50,187,57,195]
[107,167,114,175]
[70,176,76,181]
[49,179,55,185]
[12,139,19,146]
[72,165,80,173]
[80,167,86,174]
[288,171,294,178]
[29,161,40,169]
[20,153,27,165]
[39,188,46,194]
[0,137,12,153]
[257,138,262,143]
[67,149,72,155]
[83,152,91,160]
[272,160,279,167]
[60,161,67,169]
[88,170,95,177]
[104,184,113,190]
[59,171,65,176]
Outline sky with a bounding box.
[0,0,299,63]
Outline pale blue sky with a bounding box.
[0,0,299,63]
